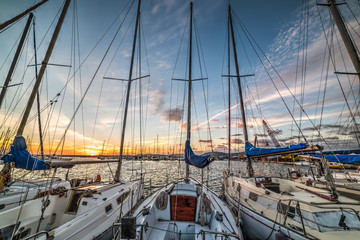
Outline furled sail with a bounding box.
[1,136,72,170]
[245,142,307,157]
[184,140,211,168]
[313,154,360,164]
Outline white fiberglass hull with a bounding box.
[224,191,308,240]
[44,180,142,240]
[0,180,142,240]
[121,178,242,240]
[224,174,360,240]
[0,178,70,213]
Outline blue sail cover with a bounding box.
[245,142,307,157]
[184,140,211,168]
[313,154,360,164]
[1,136,72,170]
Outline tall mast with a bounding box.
[185,1,193,181]
[16,0,71,136]
[0,0,48,31]
[33,17,45,160]
[0,13,33,109]
[228,5,254,177]
[326,0,360,77]
[114,0,142,182]
[227,11,231,171]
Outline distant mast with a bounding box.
[114,0,142,182]
[228,4,254,177]
[185,1,194,181]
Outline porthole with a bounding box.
[105,204,113,213]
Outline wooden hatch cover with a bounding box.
[170,195,197,221]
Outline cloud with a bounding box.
[325,136,339,140]
[320,124,343,130]
[211,119,219,122]
[231,133,242,137]
[303,124,343,132]
[150,88,165,113]
[237,123,253,128]
[225,117,242,120]
[303,127,317,131]
[152,4,160,14]
[199,139,212,143]
[254,134,267,137]
[231,139,243,144]
[161,107,184,122]
[179,121,199,132]
[267,129,283,135]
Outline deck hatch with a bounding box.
[170,195,197,221]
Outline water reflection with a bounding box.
[5,158,309,194]
[52,159,309,194]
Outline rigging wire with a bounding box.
[231,9,359,152]
[53,0,136,154]
[316,3,360,147]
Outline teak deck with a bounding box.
[170,195,196,221]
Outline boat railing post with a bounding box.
[280,199,289,226]
[296,201,307,236]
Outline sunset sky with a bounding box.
[0,0,359,156]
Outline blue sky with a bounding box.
[0,0,359,155]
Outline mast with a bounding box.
[228,5,254,177]
[185,1,194,181]
[227,11,231,171]
[32,17,45,160]
[325,0,360,77]
[0,0,48,31]
[16,0,71,136]
[0,13,33,109]
[114,0,142,182]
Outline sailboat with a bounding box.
[223,1,360,240]
[116,2,242,240]
[0,0,144,239]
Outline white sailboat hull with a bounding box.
[224,174,360,240]
[122,178,242,240]
[44,180,142,240]
[224,191,308,240]
[0,180,142,240]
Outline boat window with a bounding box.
[105,204,113,213]
[255,177,265,182]
[0,224,15,240]
[117,191,130,205]
[0,204,5,210]
[277,202,295,218]
[249,192,258,202]
[13,228,31,240]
